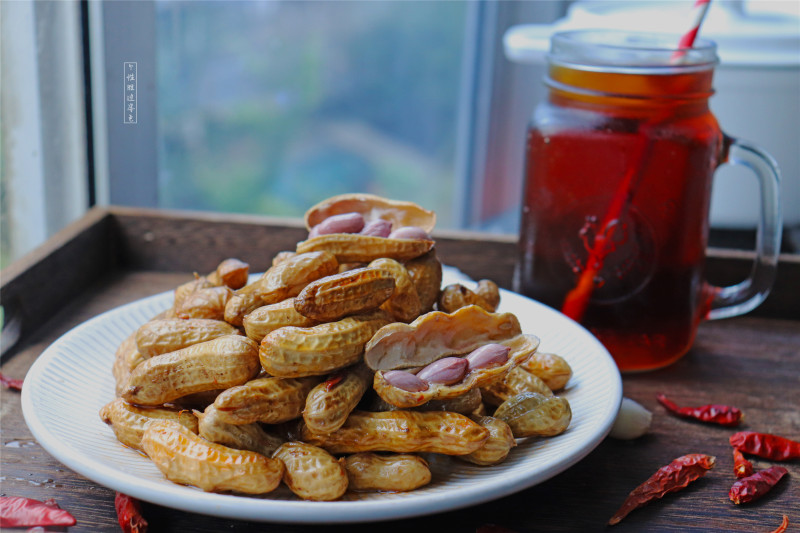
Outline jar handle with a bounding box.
[707,136,782,320]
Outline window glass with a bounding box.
[156,1,468,227]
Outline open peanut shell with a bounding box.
[364,305,522,371]
[296,234,434,264]
[304,193,436,233]
[373,333,540,408]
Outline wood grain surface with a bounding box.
[1,209,798,532]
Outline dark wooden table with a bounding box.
[2,207,798,532]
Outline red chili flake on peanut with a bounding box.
[608,453,715,526]
[115,492,148,533]
[729,466,788,505]
[0,372,23,391]
[729,431,800,461]
[732,448,753,478]
[768,515,789,533]
[656,393,742,426]
[0,496,76,528]
[324,373,344,392]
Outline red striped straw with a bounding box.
[672,0,712,61]
[561,0,713,321]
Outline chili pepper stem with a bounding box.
[732,448,753,478]
[115,492,148,533]
[768,515,789,533]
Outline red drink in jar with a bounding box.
[515,31,781,372]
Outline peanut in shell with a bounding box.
[223,283,263,327]
[345,453,431,492]
[259,310,391,378]
[112,332,138,397]
[300,410,489,455]
[123,335,260,406]
[135,318,238,358]
[115,310,176,390]
[368,258,422,322]
[476,280,501,311]
[212,376,319,425]
[255,251,340,300]
[481,365,554,407]
[225,251,338,326]
[272,442,348,501]
[207,258,249,289]
[174,276,214,310]
[272,251,297,266]
[519,352,573,391]
[493,392,572,438]
[99,398,199,452]
[460,415,517,466]
[293,267,395,322]
[296,233,434,264]
[175,285,232,320]
[242,298,318,342]
[303,364,373,433]
[438,281,499,314]
[141,420,283,494]
[404,250,442,313]
[197,404,284,457]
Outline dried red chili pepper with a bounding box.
[729,466,788,504]
[324,373,344,392]
[730,431,800,461]
[0,496,76,528]
[732,448,753,478]
[608,453,716,525]
[656,393,742,426]
[0,372,24,391]
[115,492,148,533]
[768,515,789,533]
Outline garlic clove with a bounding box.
[609,397,652,440]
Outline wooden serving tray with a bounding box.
[1,206,798,532]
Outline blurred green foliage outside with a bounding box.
[156,1,468,227]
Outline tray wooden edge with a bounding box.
[2,207,797,356]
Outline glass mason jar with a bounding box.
[514,30,782,372]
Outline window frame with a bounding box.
[1,0,89,266]
[89,0,158,207]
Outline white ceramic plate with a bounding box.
[21,268,622,524]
